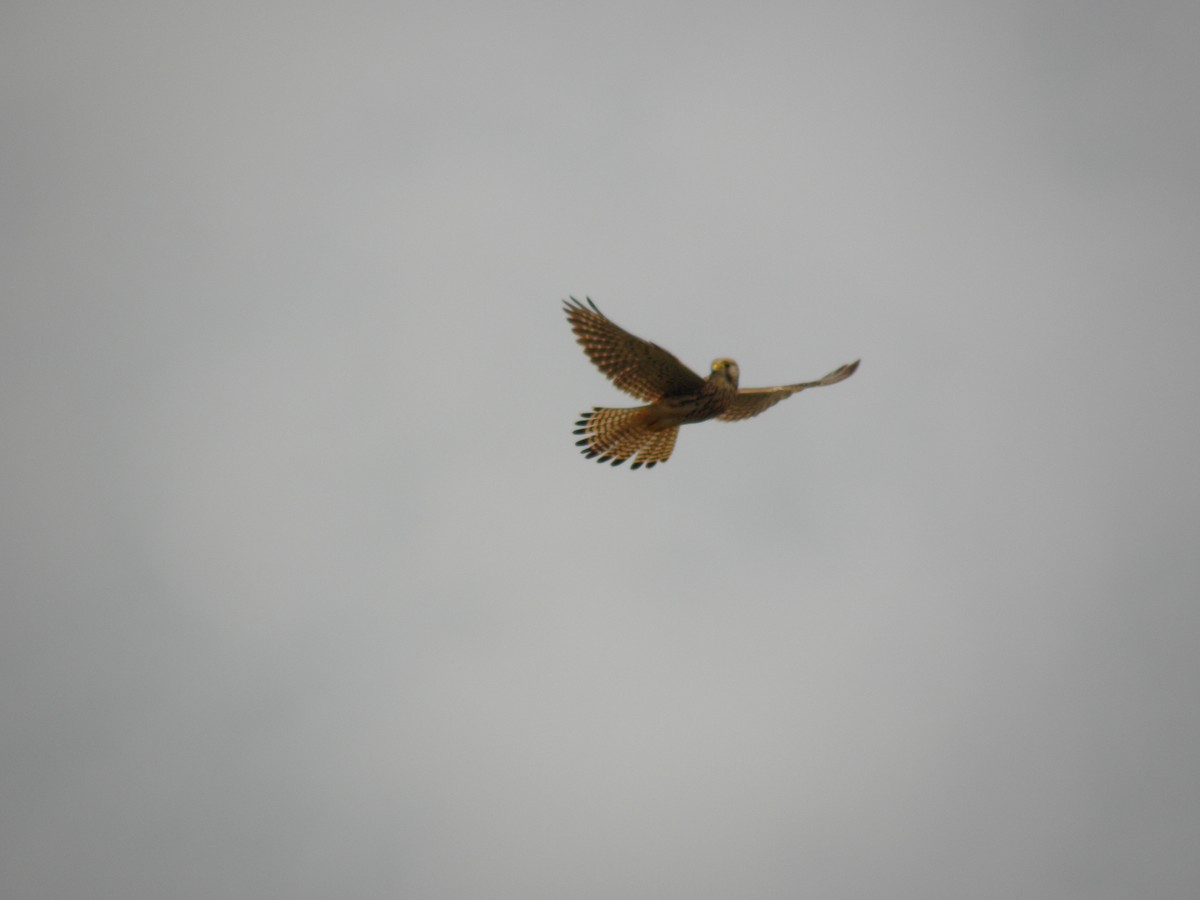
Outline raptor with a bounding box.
[565,297,859,469]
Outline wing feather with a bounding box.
[563,297,705,401]
[719,360,860,422]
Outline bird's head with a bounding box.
[710,358,739,389]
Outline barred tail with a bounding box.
[573,407,679,470]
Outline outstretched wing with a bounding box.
[563,297,705,401]
[719,360,860,422]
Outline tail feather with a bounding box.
[573,406,679,469]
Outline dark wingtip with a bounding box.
[573,428,588,435]
[630,461,643,470]
[645,461,657,469]
[610,458,626,466]
[563,296,602,317]
[584,450,599,459]
[575,438,591,446]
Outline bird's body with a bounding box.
[642,359,740,426]
[564,297,859,469]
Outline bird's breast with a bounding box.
[653,380,735,426]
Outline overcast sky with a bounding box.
[3,2,1199,898]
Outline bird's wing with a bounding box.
[719,360,860,421]
[564,297,706,401]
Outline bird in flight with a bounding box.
[565,297,859,469]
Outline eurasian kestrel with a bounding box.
[565,297,859,469]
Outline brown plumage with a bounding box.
[564,297,859,469]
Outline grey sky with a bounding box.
[3,2,1199,898]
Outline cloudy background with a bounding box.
[3,1,1199,897]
